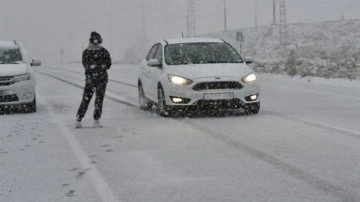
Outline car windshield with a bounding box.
[164,42,244,65]
[0,47,23,64]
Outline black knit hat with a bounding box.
[89,31,103,45]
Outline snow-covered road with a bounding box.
[1,64,360,202]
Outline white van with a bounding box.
[0,40,41,112]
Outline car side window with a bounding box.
[146,44,159,61]
[154,44,162,62]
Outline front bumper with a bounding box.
[167,100,260,113]
[162,77,260,109]
[0,80,35,105]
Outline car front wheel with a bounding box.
[138,84,152,110]
[157,87,171,117]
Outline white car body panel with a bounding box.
[166,63,252,79]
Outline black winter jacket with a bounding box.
[82,44,111,85]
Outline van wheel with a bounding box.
[25,96,36,113]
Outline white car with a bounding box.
[0,40,41,113]
[138,38,260,116]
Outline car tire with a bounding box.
[24,96,36,113]
[138,84,152,110]
[157,87,171,117]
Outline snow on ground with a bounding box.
[1,63,360,201]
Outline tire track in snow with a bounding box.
[38,96,121,202]
[38,70,360,141]
[38,69,360,140]
[263,110,360,140]
[39,70,358,201]
[37,71,137,108]
[41,66,138,88]
[263,84,360,101]
[38,69,360,141]
[185,120,357,202]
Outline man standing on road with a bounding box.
[75,31,111,128]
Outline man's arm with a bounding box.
[103,49,112,70]
[82,50,91,70]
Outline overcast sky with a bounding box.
[1,0,360,64]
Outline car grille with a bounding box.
[193,81,243,91]
[0,95,19,103]
[194,99,244,109]
[0,76,14,86]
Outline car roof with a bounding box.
[164,38,224,45]
[0,40,23,47]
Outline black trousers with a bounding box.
[76,81,107,121]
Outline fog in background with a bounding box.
[1,0,360,64]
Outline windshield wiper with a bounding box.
[8,61,23,64]
[205,60,243,64]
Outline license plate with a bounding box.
[203,93,234,100]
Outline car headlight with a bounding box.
[13,74,31,83]
[168,75,193,85]
[241,73,256,83]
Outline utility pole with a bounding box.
[187,0,195,37]
[279,0,287,56]
[139,5,149,54]
[80,0,86,52]
[60,48,65,64]
[273,0,276,24]
[255,0,258,29]
[224,0,227,31]
[105,0,114,57]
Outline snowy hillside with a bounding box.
[203,19,360,80]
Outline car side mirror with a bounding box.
[244,56,254,64]
[31,59,42,66]
[147,59,162,68]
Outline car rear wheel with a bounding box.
[138,84,152,110]
[157,87,171,117]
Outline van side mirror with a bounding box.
[31,59,41,66]
[147,59,162,68]
[244,56,254,64]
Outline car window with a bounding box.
[154,45,162,62]
[0,47,23,64]
[146,44,159,61]
[164,42,244,65]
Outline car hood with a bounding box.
[165,63,253,79]
[0,63,29,76]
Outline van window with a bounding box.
[0,47,23,64]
